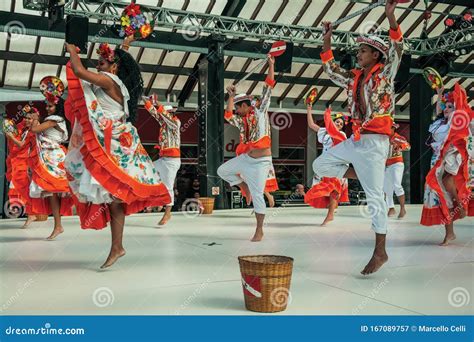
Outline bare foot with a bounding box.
[22,215,37,229]
[439,233,456,246]
[240,183,252,205]
[46,226,64,240]
[387,208,396,217]
[320,214,334,226]
[100,248,126,269]
[250,230,264,242]
[266,194,275,208]
[458,206,466,219]
[158,213,171,226]
[398,206,406,219]
[361,252,388,275]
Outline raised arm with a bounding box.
[224,84,244,128]
[306,105,320,132]
[143,97,178,129]
[320,22,352,88]
[65,43,116,90]
[257,54,276,116]
[435,86,445,116]
[121,35,135,52]
[30,119,57,134]
[381,0,404,80]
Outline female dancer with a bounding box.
[304,106,349,226]
[5,108,41,227]
[64,42,171,268]
[29,78,73,240]
[421,84,473,245]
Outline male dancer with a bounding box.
[384,123,410,218]
[143,96,181,225]
[218,54,275,242]
[314,0,403,274]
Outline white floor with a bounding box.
[0,205,472,316]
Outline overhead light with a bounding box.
[444,17,455,27]
[463,11,472,22]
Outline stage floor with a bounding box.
[0,205,472,316]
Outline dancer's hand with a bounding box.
[322,21,332,40]
[437,85,445,95]
[226,85,236,97]
[124,35,135,45]
[64,43,78,54]
[385,0,398,29]
[122,35,135,51]
[267,54,275,66]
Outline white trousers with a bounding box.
[217,154,272,214]
[312,134,390,234]
[383,162,405,209]
[153,157,181,206]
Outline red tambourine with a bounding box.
[422,67,443,91]
[304,87,318,106]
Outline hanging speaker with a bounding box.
[65,15,89,53]
[275,42,293,73]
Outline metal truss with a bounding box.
[61,0,474,56]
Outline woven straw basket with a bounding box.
[35,215,48,222]
[199,197,215,215]
[238,255,294,313]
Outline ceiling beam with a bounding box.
[145,0,191,96]
[0,50,340,87]
[176,0,247,106]
[1,11,472,75]
[0,0,16,88]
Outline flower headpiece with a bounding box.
[39,76,65,104]
[96,43,118,63]
[440,91,454,110]
[21,104,40,117]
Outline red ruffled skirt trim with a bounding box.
[304,177,348,208]
[65,62,171,229]
[29,142,70,193]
